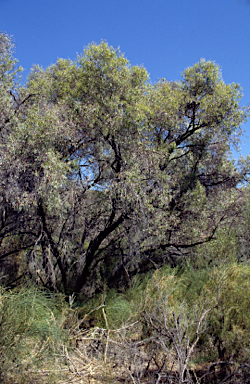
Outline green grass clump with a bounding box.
[0,285,69,383]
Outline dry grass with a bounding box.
[2,320,249,384]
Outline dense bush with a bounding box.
[75,262,250,382]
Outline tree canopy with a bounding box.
[0,33,249,295]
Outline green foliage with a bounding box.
[0,285,69,382]
[1,31,250,299]
[2,30,250,383]
[77,273,152,331]
[142,262,250,363]
[205,264,250,360]
[189,227,239,269]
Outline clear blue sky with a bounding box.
[1,0,250,157]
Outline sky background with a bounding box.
[0,0,250,158]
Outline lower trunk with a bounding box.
[74,213,126,294]
[37,199,67,292]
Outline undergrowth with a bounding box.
[0,285,70,383]
[1,260,250,383]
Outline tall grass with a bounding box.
[0,285,69,383]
